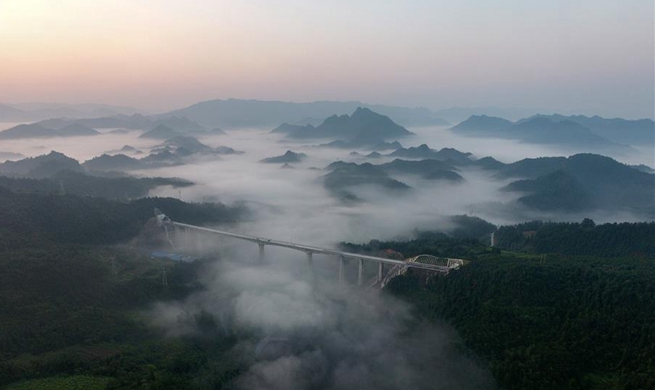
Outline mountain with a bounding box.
[454,154,597,181]
[34,118,78,129]
[451,116,632,153]
[37,114,153,130]
[318,140,351,149]
[433,106,549,123]
[0,151,184,178]
[139,150,183,166]
[151,136,240,157]
[322,163,411,202]
[157,136,213,154]
[379,159,463,182]
[0,124,59,139]
[154,116,206,133]
[159,98,449,128]
[0,151,83,178]
[36,114,207,135]
[0,103,28,121]
[1,171,191,200]
[260,150,307,164]
[450,115,513,133]
[83,154,145,171]
[325,158,462,184]
[388,144,436,159]
[388,144,474,164]
[139,124,182,140]
[518,114,655,145]
[367,141,404,151]
[469,156,506,171]
[271,122,306,134]
[215,146,241,155]
[494,157,568,179]
[284,108,413,147]
[57,123,100,137]
[504,154,655,217]
[630,164,655,174]
[0,122,101,139]
[466,154,640,182]
[509,118,629,150]
[451,116,634,154]
[316,139,403,150]
[0,102,143,122]
[434,148,476,165]
[0,152,24,162]
[80,114,152,129]
[505,170,593,212]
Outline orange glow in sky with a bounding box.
[1,0,653,118]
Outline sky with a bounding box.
[0,0,653,118]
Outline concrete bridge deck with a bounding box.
[157,211,462,287]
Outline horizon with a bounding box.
[1,0,653,119]
[2,97,654,121]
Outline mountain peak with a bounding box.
[352,106,374,116]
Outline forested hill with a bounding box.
[494,219,655,257]
[0,181,251,389]
[502,154,655,218]
[343,219,655,389]
[0,171,192,200]
[387,256,655,390]
[0,186,246,249]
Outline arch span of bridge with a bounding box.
[156,211,463,288]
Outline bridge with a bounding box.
[155,210,464,288]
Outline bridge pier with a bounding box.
[357,258,363,287]
[258,243,265,263]
[196,231,203,253]
[338,255,344,283]
[306,251,315,281]
[163,225,174,248]
[377,261,383,282]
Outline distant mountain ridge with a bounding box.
[159,98,449,128]
[0,123,99,140]
[0,102,143,122]
[516,114,655,145]
[451,115,640,153]
[35,114,209,134]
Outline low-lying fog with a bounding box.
[151,244,493,390]
[2,121,652,246]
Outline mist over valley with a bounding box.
[1,1,654,388]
